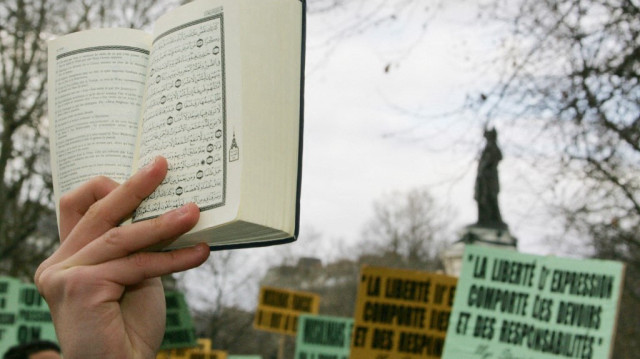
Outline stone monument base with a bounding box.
[442,225,517,277]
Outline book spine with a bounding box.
[293,0,307,241]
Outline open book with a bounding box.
[47,0,305,250]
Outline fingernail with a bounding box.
[175,204,190,216]
[194,242,208,252]
[174,203,198,217]
[142,157,159,172]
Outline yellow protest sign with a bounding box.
[156,348,189,359]
[254,286,320,336]
[350,266,457,359]
[186,349,227,359]
[156,339,225,359]
[195,338,212,352]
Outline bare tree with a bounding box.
[472,0,640,356]
[248,187,455,358]
[0,0,83,279]
[360,186,453,268]
[0,0,179,279]
[176,249,270,351]
[306,0,446,74]
[474,0,639,273]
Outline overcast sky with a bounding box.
[295,0,562,257]
[183,0,570,309]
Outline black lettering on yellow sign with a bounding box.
[428,308,450,332]
[255,309,298,333]
[262,289,290,308]
[371,328,393,350]
[272,313,283,329]
[293,294,314,312]
[189,354,222,359]
[433,284,447,305]
[268,312,282,329]
[397,331,445,356]
[352,326,368,347]
[362,301,426,328]
[174,348,188,356]
[384,277,430,302]
[353,269,458,358]
[283,314,299,332]
[363,275,381,297]
[448,285,456,306]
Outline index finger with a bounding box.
[60,156,169,259]
[58,176,119,241]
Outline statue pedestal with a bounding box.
[442,225,517,277]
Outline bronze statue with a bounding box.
[474,127,506,229]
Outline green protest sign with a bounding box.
[15,283,57,344]
[0,279,57,356]
[294,314,353,359]
[0,276,20,356]
[442,245,625,359]
[160,290,197,350]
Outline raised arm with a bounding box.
[35,156,210,359]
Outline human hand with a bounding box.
[35,157,210,359]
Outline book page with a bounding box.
[133,0,242,231]
[48,29,152,209]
